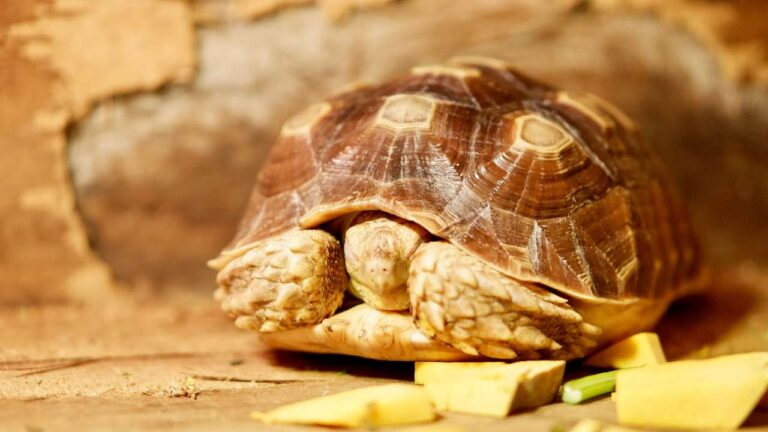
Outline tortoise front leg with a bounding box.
[214,229,346,332]
[408,242,602,360]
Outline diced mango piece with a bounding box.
[569,419,604,432]
[569,419,646,432]
[584,332,665,369]
[415,362,507,383]
[512,361,567,408]
[251,383,435,427]
[616,352,768,430]
[397,425,465,432]
[424,379,517,418]
[415,360,565,410]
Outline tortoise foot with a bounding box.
[214,229,346,332]
[409,241,602,360]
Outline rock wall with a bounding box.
[0,0,194,302]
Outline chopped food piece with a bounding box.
[561,370,617,404]
[513,361,567,408]
[251,383,435,427]
[415,360,565,409]
[568,419,603,432]
[397,426,466,432]
[569,419,645,432]
[616,352,768,429]
[415,361,507,384]
[584,332,665,369]
[424,379,517,418]
[396,423,465,432]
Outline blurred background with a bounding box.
[2,0,767,304]
[1,0,768,426]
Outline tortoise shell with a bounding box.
[212,57,701,302]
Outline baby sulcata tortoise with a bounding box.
[209,57,702,361]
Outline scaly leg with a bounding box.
[409,242,601,360]
[214,229,346,332]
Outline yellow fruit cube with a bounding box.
[616,352,768,430]
[397,426,465,432]
[569,418,647,432]
[415,361,507,384]
[251,383,435,427]
[415,360,565,410]
[585,332,666,369]
[424,379,517,418]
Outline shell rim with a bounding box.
[208,202,671,306]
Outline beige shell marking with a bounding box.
[556,92,636,132]
[331,80,370,97]
[449,55,510,70]
[281,102,332,136]
[617,255,640,291]
[374,94,438,132]
[509,114,575,156]
[412,64,481,79]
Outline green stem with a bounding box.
[561,370,618,404]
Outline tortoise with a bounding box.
[209,57,702,361]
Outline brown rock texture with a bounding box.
[593,0,768,84]
[192,0,397,23]
[0,0,195,303]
